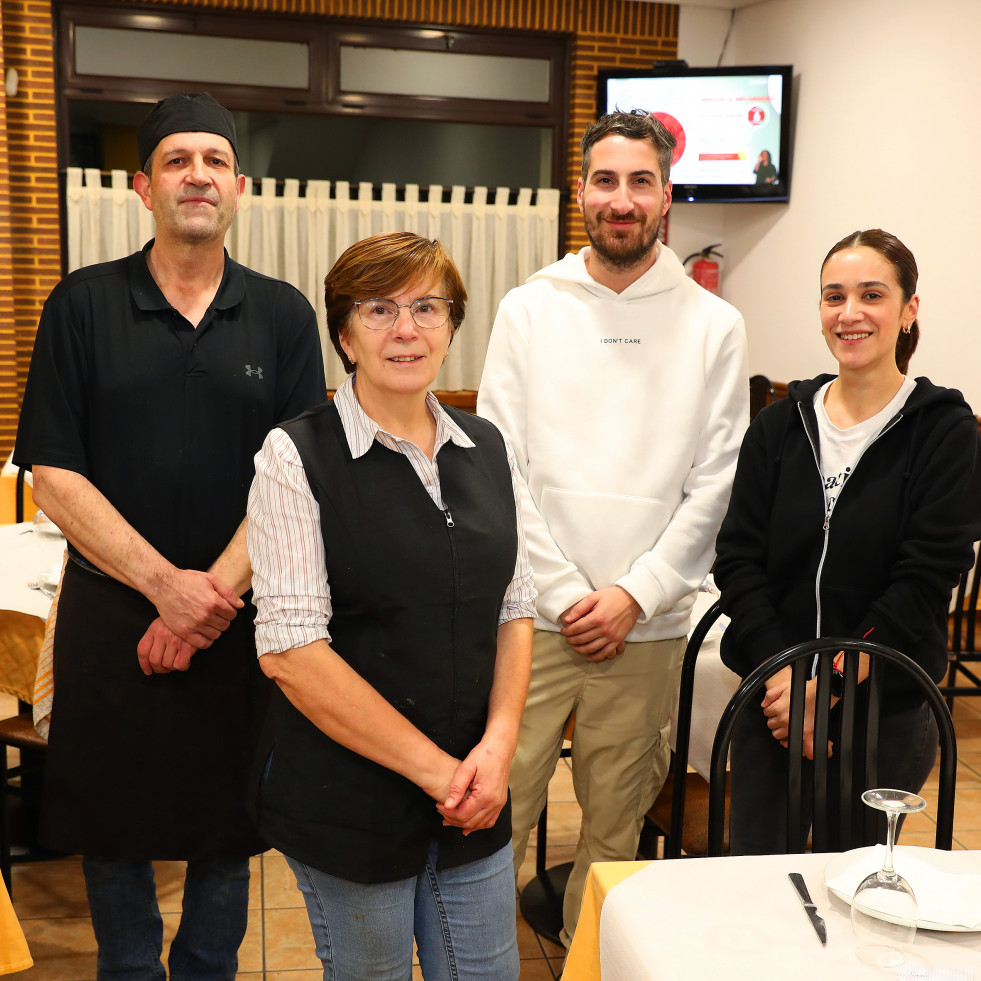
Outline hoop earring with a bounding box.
[901,323,912,334]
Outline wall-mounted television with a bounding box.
[597,65,793,203]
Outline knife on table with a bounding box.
[789,872,828,946]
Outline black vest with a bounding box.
[252,401,518,883]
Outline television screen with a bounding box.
[597,65,793,203]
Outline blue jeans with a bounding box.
[286,840,518,981]
[82,856,250,981]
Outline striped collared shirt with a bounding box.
[249,374,536,656]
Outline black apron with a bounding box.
[40,560,269,860]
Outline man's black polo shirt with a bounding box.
[15,240,327,571]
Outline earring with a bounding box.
[901,323,912,334]
[442,353,448,363]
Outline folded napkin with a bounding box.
[826,845,981,928]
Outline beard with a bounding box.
[155,195,236,245]
[583,209,661,272]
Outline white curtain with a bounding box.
[65,168,562,389]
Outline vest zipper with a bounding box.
[443,507,460,739]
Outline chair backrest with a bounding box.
[707,637,956,856]
[948,541,981,657]
[748,374,776,421]
[665,599,724,859]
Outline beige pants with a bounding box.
[510,628,685,948]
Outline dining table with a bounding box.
[563,850,981,980]
[0,875,32,975]
[0,521,66,620]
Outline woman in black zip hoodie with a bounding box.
[714,229,981,854]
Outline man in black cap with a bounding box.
[14,93,327,979]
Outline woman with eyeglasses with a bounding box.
[246,231,534,980]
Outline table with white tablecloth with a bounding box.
[0,522,65,620]
[564,851,981,980]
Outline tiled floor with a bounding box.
[5,696,981,979]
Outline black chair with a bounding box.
[643,600,727,859]
[517,717,574,951]
[941,543,981,709]
[708,638,957,856]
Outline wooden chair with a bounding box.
[642,600,729,858]
[748,374,777,421]
[0,609,48,894]
[707,638,957,856]
[941,542,981,709]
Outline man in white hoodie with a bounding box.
[478,110,749,946]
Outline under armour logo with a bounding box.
[245,364,264,379]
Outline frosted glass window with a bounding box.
[339,47,549,103]
[74,26,309,89]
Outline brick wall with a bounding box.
[0,0,677,457]
[1,0,59,461]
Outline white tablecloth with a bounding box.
[599,851,981,980]
[0,521,65,618]
[669,582,740,778]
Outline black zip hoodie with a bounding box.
[715,374,981,705]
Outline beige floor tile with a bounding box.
[515,956,561,979]
[953,830,981,848]
[896,829,940,847]
[516,843,576,892]
[899,810,937,837]
[951,717,981,754]
[953,787,981,831]
[951,697,981,722]
[516,912,542,957]
[152,860,187,914]
[546,758,576,804]
[15,915,97,981]
[539,801,581,847]
[10,859,89,919]
[261,852,304,909]
[263,906,321,971]
[265,973,322,981]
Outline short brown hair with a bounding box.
[325,232,467,374]
[581,110,676,186]
[822,229,919,374]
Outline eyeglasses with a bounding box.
[353,296,453,331]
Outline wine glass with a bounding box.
[850,788,926,968]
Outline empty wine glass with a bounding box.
[850,788,926,968]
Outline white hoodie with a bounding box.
[478,244,748,642]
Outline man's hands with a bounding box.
[139,569,242,675]
[137,618,197,675]
[150,569,243,649]
[560,585,642,661]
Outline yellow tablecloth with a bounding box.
[0,876,32,975]
[562,861,649,981]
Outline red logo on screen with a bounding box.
[748,106,766,126]
[653,111,686,166]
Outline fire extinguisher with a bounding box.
[682,244,723,296]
